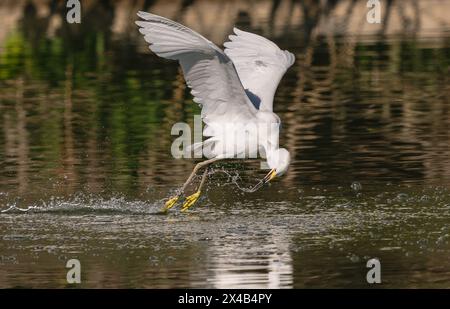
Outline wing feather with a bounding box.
[224,28,295,111]
[135,12,257,124]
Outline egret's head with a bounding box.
[264,148,291,182]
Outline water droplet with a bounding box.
[349,254,360,263]
[396,193,408,201]
[420,195,430,202]
[351,182,362,191]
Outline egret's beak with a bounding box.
[249,169,277,192]
[263,168,277,183]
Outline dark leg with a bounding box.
[163,158,219,211]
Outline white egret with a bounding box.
[135,12,295,211]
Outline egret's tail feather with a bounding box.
[186,138,219,158]
[186,142,204,153]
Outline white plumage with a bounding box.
[135,11,295,211]
[224,27,295,111]
[136,12,256,125]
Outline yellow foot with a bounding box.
[162,195,180,212]
[181,191,201,212]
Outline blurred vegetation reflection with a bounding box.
[1,0,449,199]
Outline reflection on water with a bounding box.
[0,0,450,288]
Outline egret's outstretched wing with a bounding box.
[135,12,257,124]
[224,28,295,111]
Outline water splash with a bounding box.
[1,204,42,213]
[210,168,266,193]
[1,194,165,215]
